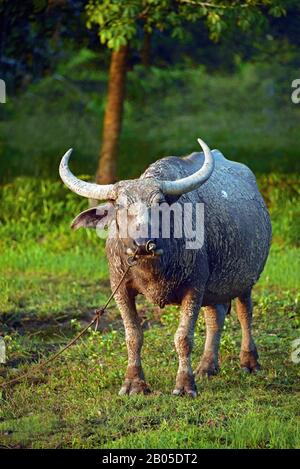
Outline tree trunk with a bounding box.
[96,45,128,185]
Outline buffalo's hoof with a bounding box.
[172,372,197,398]
[195,354,219,378]
[118,379,151,396]
[240,350,261,373]
[172,387,197,398]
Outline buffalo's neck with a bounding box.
[131,260,186,306]
[106,238,207,307]
[130,246,203,307]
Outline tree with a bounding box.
[95,44,128,185]
[86,0,287,184]
[0,0,89,89]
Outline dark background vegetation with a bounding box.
[0,0,299,449]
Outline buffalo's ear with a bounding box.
[71,202,115,230]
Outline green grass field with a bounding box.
[0,241,299,449]
[0,63,299,448]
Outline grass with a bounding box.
[0,60,299,448]
[0,284,299,449]
[260,247,299,290]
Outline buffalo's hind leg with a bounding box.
[195,304,227,377]
[172,289,202,398]
[236,291,260,373]
[115,289,151,396]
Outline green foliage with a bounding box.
[0,178,87,245]
[258,174,300,247]
[1,60,299,183]
[85,0,288,50]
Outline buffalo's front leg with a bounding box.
[115,290,150,395]
[173,290,202,398]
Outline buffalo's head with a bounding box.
[59,138,214,257]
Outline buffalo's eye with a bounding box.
[164,194,180,205]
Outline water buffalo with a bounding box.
[59,138,271,397]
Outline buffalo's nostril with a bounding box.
[132,239,156,254]
[127,239,162,257]
[146,240,156,253]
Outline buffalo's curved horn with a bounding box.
[59,149,116,200]
[159,138,214,195]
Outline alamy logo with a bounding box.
[0,337,6,364]
[95,199,205,250]
[0,79,6,103]
[291,79,300,104]
[291,338,300,364]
